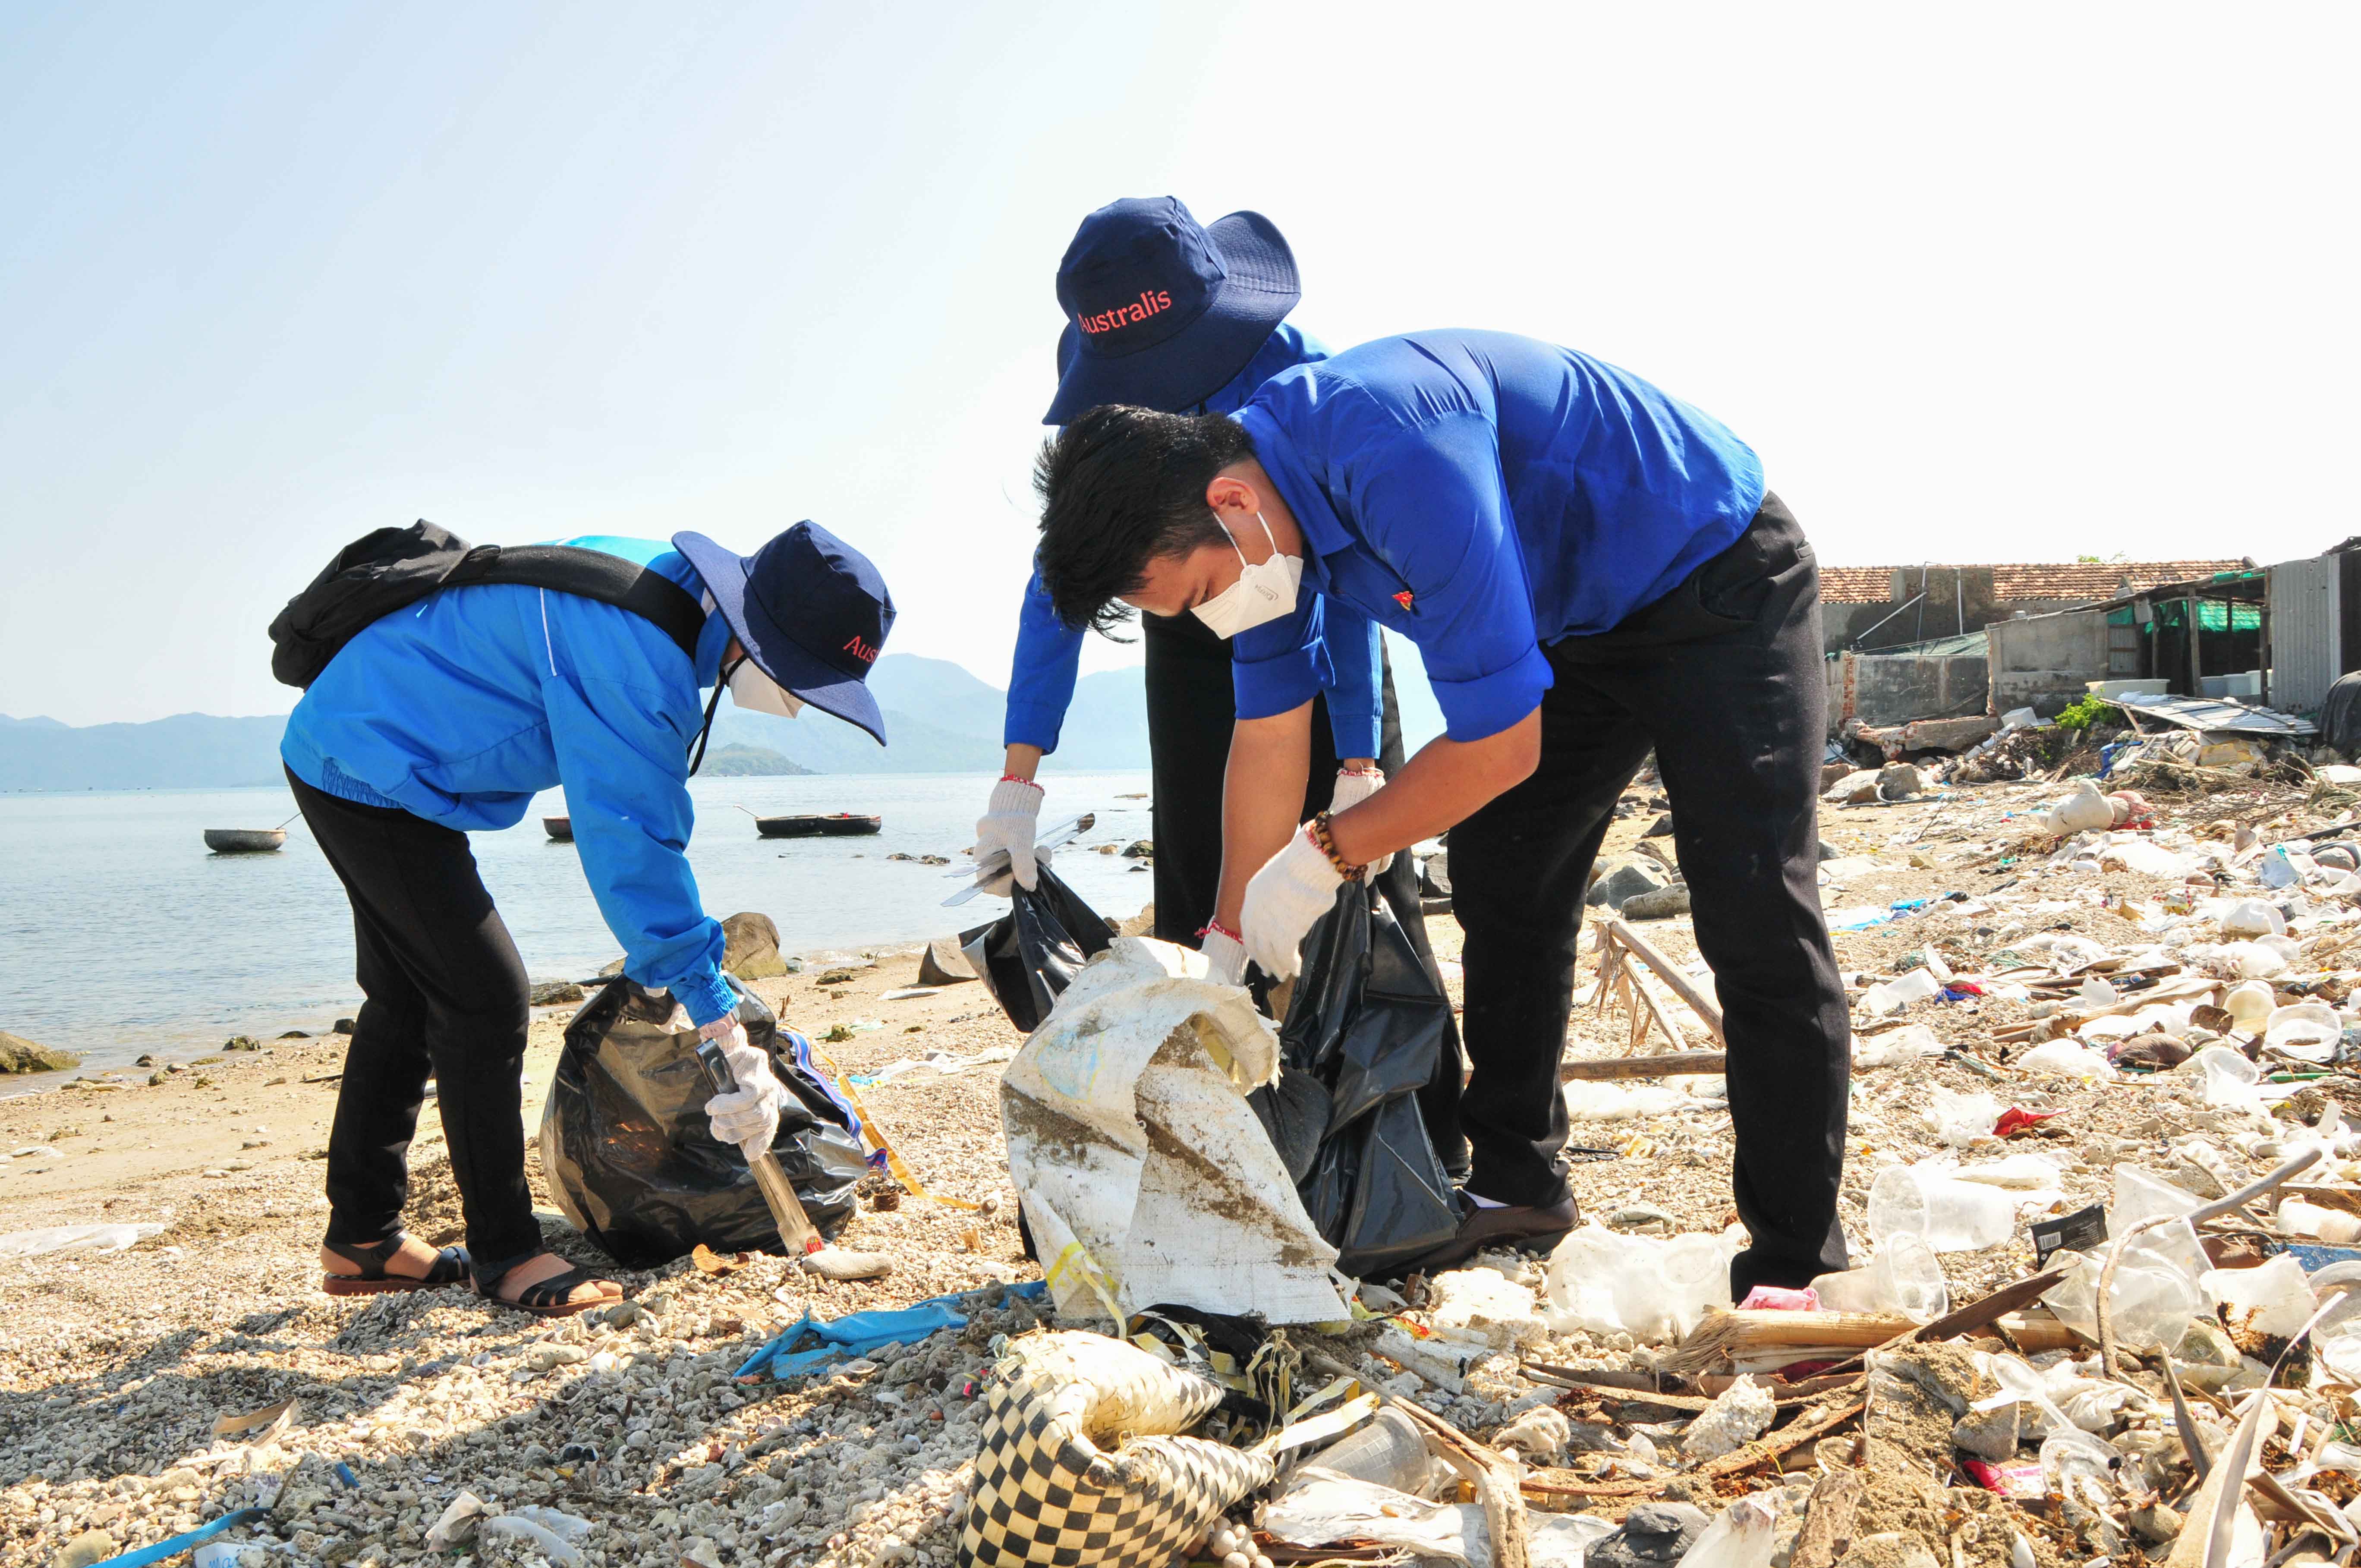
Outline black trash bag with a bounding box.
[1245,1066,1332,1187]
[1280,880,1458,1279]
[540,976,867,1268]
[2323,671,2361,757]
[961,863,1115,1033]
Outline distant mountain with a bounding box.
[0,712,290,791]
[698,743,812,777]
[715,653,1150,774]
[0,652,1154,790]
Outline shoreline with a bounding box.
[0,769,1159,1091]
[0,903,1154,1101]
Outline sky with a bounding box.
[2,3,2355,727]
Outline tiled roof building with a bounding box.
[1820,560,2253,606]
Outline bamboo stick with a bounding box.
[1559,1050,1727,1082]
[1603,917,1726,1041]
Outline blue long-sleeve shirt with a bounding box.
[1002,322,1386,759]
[280,535,742,1026]
[1231,332,1766,743]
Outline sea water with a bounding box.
[0,770,1155,1084]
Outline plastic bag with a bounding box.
[962,863,1115,1033]
[0,1222,166,1260]
[1281,881,1459,1280]
[540,977,867,1267]
[1543,1223,1738,1342]
[1002,938,1347,1324]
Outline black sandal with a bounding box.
[471,1250,619,1319]
[321,1232,470,1296]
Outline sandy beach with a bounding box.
[3,768,2341,1568]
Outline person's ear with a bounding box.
[1206,473,1259,519]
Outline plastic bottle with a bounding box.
[1311,1407,1445,1497]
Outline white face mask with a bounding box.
[727,655,804,719]
[1192,512,1301,639]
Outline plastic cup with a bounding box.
[1868,1163,2015,1252]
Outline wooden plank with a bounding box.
[1788,1470,1863,1568]
[1811,1267,2073,1377]
[1912,1265,2068,1344]
[1559,1050,1727,1082]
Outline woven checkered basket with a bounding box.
[958,1331,1275,1567]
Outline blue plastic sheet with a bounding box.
[733,1280,1046,1381]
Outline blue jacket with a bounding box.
[1233,331,1765,743]
[280,535,742,1026]
[1002,323,1387,759]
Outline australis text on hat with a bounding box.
[1076,290,1173,336]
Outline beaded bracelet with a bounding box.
[1307,812,1366,882]
[1197,918,1241,943]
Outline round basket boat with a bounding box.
[754,813,881,839]
[204,828,286,853]
[545,816,574,842]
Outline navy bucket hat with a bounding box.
[671,523,894,743]
[1043,196,1300,425]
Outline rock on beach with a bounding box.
[0,1031,78,1074]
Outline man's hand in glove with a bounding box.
[1199,922,1248,986]
[1241,825,1344,981]
[1329,766,1395,875]
[973,776,1046,895]
[699,1017,790,1156]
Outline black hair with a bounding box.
[1033,404,1257,637]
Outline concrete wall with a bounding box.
[1828,650,1991,733]
[1986,609,2112,715]
[1850,654,1990,727]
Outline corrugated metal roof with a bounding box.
[1820,560,2255,605]
[2115,691,2315,737]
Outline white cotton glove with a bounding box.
[1329,768,1395,875]
[1241,827,1345,981]
[1199,927,1248,987]
[700,1018,790,1157]
[973,777,1047,895]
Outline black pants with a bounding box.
[288,769,542,1267]
[1142,610,1466,1177]
[1444,495,1848,1293]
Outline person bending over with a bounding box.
[1030,331,1847,1290]
[281,524,893,1314]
